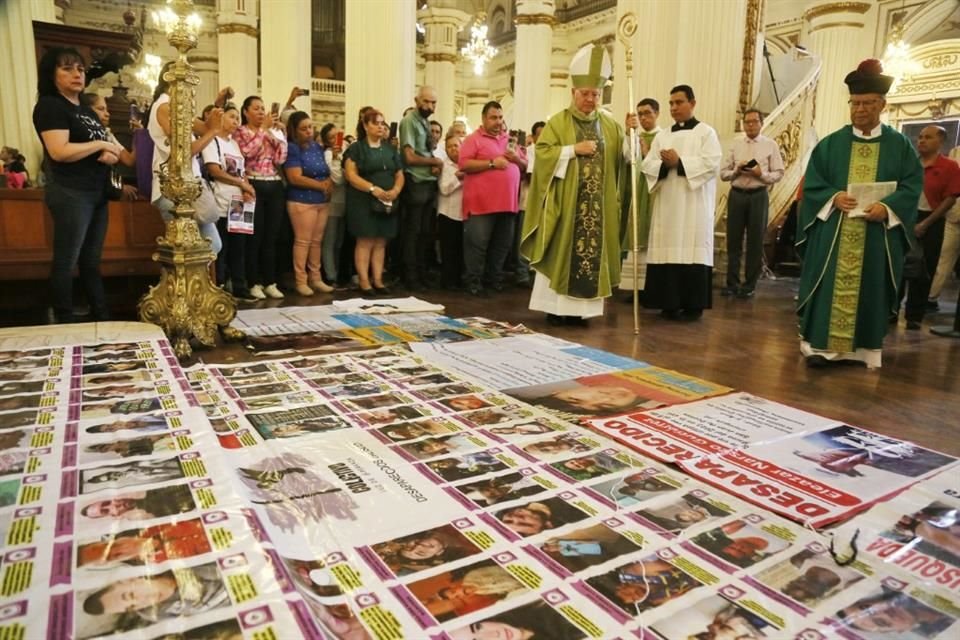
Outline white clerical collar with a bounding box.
[853,123,882,140]
[644,126,662,134]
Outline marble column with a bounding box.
[613,0,747,140]
[465,80,491,130]
[346,0,417,129]
[418,5,469,130]
[0,0,57,178]
[259,0,312,114]
[803,1,873,136]
[216,0,258,104]
[513,0,555,134]
[188,55,219,111]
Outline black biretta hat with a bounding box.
[844,58,894,95]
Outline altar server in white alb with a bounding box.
[641,84,722,321]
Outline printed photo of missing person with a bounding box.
[0,347,51,361]
[82,342,139,354]
[370,523,482,577]
[77,484,197,524]
[691,519,791,569]
[246,331,364,354]
[791,425,956,480]
[538,522,640,573]
[282,556,345,598]
[458,406,533,428]
[0,478,20,508]
[79,457,185,494]
[0,428,30,452]
[305,372,376,388]
[753,547,866,608]
[503,375,665,420]
[415,383,483,401]
[75,517,211,569]
[80,383,155,403]
[328,382,393,398]
[438,394,493,413]
[0,369,49,383]
[521,434,594,461]
[396,433,486,461]
[216,363,273,378]
[75,561,230,640]
[80,397,162,420]
[0,393,45,413]
[549,452,631,482]
[81,433,177,462]
[377,418,462,442]
[494,497,589,538]
[344,392,414,412]
[254,416,352,440]
[226,372,279,388]
[389,365,438,378]
[401,373,458,388]
[151,617,242,640]
[586,554,704,616]
[81,360,149,375]
[649,592,778,640]
[406,558,527,623]
[82,349,141,363]
[452,471,548,507]
[84,414,169,435]
[425,451,509,482]
[355,404,432,427]
[883,501,960,565]
[485,418,567,440]
[833,586,956,638]
[446,600,586,640]
[82,370,159,388]
[232,382,299,399]
[635,491,733,535]
[307,599,372,640]
[0,410,41,430]
[0,451,27,477]
[0,380,46,397]
[588,472,680,508]
[243,391,315,410]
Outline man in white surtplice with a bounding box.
[641,84,722,321]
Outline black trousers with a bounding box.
[725,187,769,291]
[904,211,946,322]
[437,215,464,288]
[248,179,286,286]
[400,179,438,284]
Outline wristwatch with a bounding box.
[488,160,494,169]
[368,186,376,194]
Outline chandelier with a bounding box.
[461,13,497,76]
[881,13,919,92]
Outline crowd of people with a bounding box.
[27,45,960,370]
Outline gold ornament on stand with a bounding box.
[137,0,241,359]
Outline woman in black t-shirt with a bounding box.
[32,47,124,323]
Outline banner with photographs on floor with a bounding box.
[0,325,958,639]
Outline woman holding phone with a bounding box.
[343,109,403,296]
[233,95,288,299]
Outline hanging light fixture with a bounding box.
[461,12,497,76]
[881,7,919,91]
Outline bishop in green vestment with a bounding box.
[521,44,635,324]
[796,59,922,368]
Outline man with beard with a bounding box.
[399,85,444,290]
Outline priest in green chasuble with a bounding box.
[797,59,922,369]
[521,44,637,326]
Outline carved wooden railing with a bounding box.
[714,52,821,280]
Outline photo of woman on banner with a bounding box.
[370,523,482,577]
[447,600,586,640]
[79,456,185,493]
[406,559,527,622]
[282,556,346,598]
[76,561,229,639]
[398,433,481,461]
[539,522,640,573]
[79,397,162,420]
[503,375,663,419]
[81,433,176,461]
[77,484,197,523]
[84,414,168,434]
[494,497,589,537]
[76,518,211,569]
[834,586,955,638]
[454,471,548,507]
[650,593,776,640]
[438,394,493,412]
[549,452,630,482]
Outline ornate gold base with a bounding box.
[138,215,237,360]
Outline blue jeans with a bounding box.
[463,212,515,291]
[45,181,110,323]
[322,214,344,283]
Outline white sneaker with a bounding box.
[249,284,267,300]
[264,283,285,299]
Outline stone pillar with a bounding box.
[803,1,872,136]
[513,0,555,134]
[346,0,417,128]
[259,0,311,113]
[466,80,491,130]
[216,0,258,103]
[613,0,746,140]
[188,55,219,111]
[0,0,57,178]
[418,5,469,130]
[549,56,569,117]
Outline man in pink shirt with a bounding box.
[459,101,527,296]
